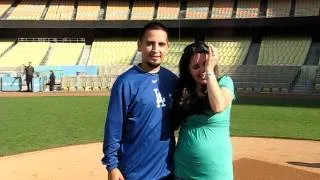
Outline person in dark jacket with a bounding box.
[24,62,34,92]
[49,70,55,91]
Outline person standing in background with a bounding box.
[24,62,34,92]
[49,70,55,91]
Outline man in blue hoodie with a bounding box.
[102,22,178,180]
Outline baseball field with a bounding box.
[1,94,319,156]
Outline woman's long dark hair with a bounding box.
[171,41,219,130]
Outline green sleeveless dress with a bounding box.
[174,76,234,180]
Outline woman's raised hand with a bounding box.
[205,45,219,72]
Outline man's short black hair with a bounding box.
[139,22,169,41]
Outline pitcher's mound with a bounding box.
[234,158,320,180]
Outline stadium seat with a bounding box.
[236,0,260,18]
[131,0,155,20]
[294,0,320,17]
[258,37,312,66]
[185,0,210,19]
[100,76,110,91]
[156,0,180,20]
[45,0,74,20]
[76,0,100,20]
[61,76,77,91]
[221,65,300,93]
[266,0,291,18]
[0,41,50,67]
[0,39,15,56]
[314,68,320,92]
[88,39,137,66]
[162,39,193,66]
[45,42,84,66]
[8,0,46,20]
[211,0,233,19]
[105,0,129,20]
[206,38,252,65]
[91,77,102,91]
[0,0,13,19]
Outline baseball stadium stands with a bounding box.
[0,0,13,18]
[87,39,137,66]
[0,0,319,94]
[60,65,131,91]
[7,0,47,20]
[45,0,74,20]
[258,37,312,65]
[45,42,84,66]
[211,0,233,19]
[131,0,155,20]
[156,0,180,20]
[315,67,320,92]
[162,38,193,66]
[236,0,260,18]
[294,0,320,17]
[207,38,252,65]
[185,0,210,19]
[0,39,15,57]
[76,0,101,20]
[221,65,301,93]
[0,41,50,67]
[105,0,129,20]
[266,0,291,18]
[1,0,320,21]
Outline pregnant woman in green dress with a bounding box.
[171,41,235,180]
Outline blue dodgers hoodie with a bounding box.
[102,65,178,180]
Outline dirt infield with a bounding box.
[0,137,319,180]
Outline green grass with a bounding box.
[231,96,320,140]
[0,96,319,156]
[231,105,319,140]
[0,96,109,156]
